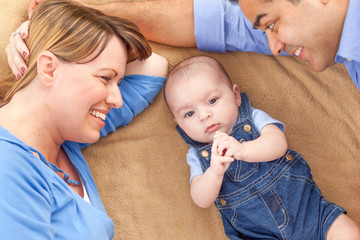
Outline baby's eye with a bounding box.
[185,111,194,118]
[209,98,218,105]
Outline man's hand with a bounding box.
[28,0,46,18]
[5,21,30,79]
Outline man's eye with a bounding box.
[209,98,218,104]
[185,111,194,118]
[266,22,275,31]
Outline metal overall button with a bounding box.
[285,153,293,161]
[220,198,227,206]
[243,124,251,132]
[201,150,209,158]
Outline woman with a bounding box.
[0,0,167,239]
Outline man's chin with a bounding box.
[308,62,332,72]
[307,58,336,72]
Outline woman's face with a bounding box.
[50,36,127,143]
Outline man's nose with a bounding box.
[267,32,285,56]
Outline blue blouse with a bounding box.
[0,74,165,239]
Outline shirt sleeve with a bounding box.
[0,148,54,239]
[251,107,285,132]
[80,74,166,149]
[186,146,204,183]
[194,0,272,54]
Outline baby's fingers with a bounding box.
[220,156,234,164]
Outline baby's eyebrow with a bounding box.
[253,13,267,28]
[175,104,191,116]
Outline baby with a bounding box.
[164,56,360,239]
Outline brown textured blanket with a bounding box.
[1,1,359,239]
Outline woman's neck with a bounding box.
[0,90,62,163]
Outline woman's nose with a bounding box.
[106,83,123,109]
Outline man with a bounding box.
[11,0,359,90]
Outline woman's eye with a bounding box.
[185,111,194,118]
[101,76,111,81]
[209,98,218,104]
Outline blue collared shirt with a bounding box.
[194,0,360,90]
[194,0,271,54]
[335,0,360,90]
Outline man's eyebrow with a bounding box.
[254,13,267,28]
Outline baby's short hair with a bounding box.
[164,55,232,103]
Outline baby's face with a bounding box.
[167,67,241,143]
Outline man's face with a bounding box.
[238,0,345,72]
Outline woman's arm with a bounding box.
[125,52,168,77]
[94,53,168,143]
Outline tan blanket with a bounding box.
[1,1,359,239]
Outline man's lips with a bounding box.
[205,123,220,133]
[293,46,304,59]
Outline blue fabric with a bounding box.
[194,0,360,90]
[0,74,165,239]
[194,0,271,54]
[186,106,284,183]
[335,0,360,90]
[177,93,345,239]
[80,74,166,148]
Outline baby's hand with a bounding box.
[208,134,234,176]
[213,132,246,160]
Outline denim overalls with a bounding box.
[177,93,345,240]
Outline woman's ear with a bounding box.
[37,51,58,87]
[232,84,241,106]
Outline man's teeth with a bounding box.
[294,47,303,56]
[90,110,106,121]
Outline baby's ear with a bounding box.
[232,84,241,106]
[37,51,58,87]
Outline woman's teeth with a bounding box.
[90,110,106,121]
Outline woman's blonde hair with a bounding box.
[0,0,151,105]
